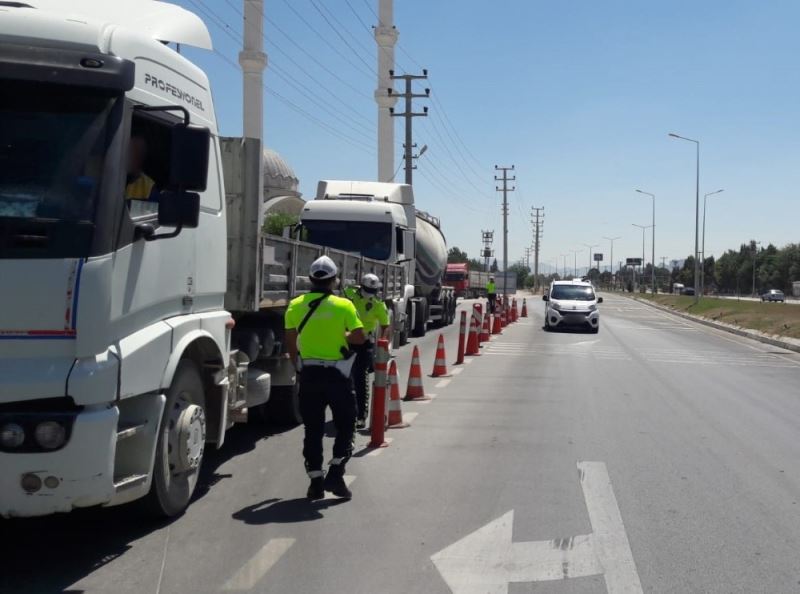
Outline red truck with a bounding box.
[445,263,470,297]
[445,263,516,298]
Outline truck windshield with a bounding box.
[302,220,393,260]
[444,272,467,281]
[551,285,596,301]
[0,81,113,223]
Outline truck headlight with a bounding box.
[34,421,67,450]
[0,423,25,448]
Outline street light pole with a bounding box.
[603,236,621,290]
[635,190,656,292]
[751,240,761,297]
[571,250,581,278]
[669,132,701,303]
[632,224,652,292]
[583,243,599,276]
[701,188,724,296]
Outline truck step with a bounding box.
[116,421,147,441]
[113,473,148,492]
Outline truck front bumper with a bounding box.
[0,405,118,518]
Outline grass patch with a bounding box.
[637,294,800,339]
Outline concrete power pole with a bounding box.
[494,165,515,298]
[239,0,267,142]
[390,72,429,185]
[531,206,544,292]
[375,0,398,181]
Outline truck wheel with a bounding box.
[145,359,206,518]
[263,383,302,426]
[412,299,428,337]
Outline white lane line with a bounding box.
[415,393,437,404]
[464,358,474,364]
[451,367,464,375]
[578,461,643,593]
[222,538,295,591]
[323,475,356,500]
[402,411,419,424]
[435,378,452,388]
[366,437,394,455]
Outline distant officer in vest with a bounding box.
[285,256,366,500]
[344,273,391,429]
[486,276,497,314]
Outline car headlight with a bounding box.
[34,421,67,450]
[550,302,561,311]
[0,423,25,449]
[588,303,597,311]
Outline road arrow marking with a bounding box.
[222,538,295,590]
[431,461,642,594]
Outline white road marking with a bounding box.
[430,461,642,594]
[222,538,295,591]
[402,411,418,424]
[415,393,437,404]
[435,378,452,388]
[451,367,464,375]
[365,437,394,455]
[578,461,643,593]
[464,358,474,364]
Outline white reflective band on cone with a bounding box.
[330,457,345,466]
[308,470,324,478]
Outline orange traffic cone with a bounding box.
[480,310,491,342]
[465,307,481,355]
[521,298,528,317]
[404,345,430,401]
[511,298,518,322]
[430,334,450,377]
[387,360,408,428]
[492,311,502,334]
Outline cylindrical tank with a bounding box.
[414,213,448,297]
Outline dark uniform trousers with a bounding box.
[298,366,357,473]
[488,293,497,314]
[351,340,374,420]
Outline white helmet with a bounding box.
[361,273,381,294]
[309,255,338,280]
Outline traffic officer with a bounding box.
[486,276,497,314]
[344,273,390,429]
[284,256,366,500]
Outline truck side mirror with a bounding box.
[168,124,210,192]
[158,191,200,229]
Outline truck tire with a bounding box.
[144,359,206,518]
[412,299,428,337]
[262,382,302,426]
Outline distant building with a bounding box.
[262,148,304,215]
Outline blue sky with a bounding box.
[176,0,800,274]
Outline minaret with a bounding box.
[374,0,398,182]
[239,0,267,141]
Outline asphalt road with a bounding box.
[4,293,800,593]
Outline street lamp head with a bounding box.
[668,133,680,138]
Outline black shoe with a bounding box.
[355,418,367,430]
[323,466,352,499]
[306,477,324,500]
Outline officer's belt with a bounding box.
[301,357,356,378]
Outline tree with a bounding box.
[507,263,530,288]
[468,258,485,271]
[447,246,469,264]
[263,212,298,236]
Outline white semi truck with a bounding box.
[0,2,406,518]
[301,181,457,344]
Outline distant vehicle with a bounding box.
[542,279,602,333]
[681,287,696,296]
[443,263,517,298]
[761,289,785,302]
[672,283,685,295]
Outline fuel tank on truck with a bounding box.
[414,211,448,298]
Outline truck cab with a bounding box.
[0,2,252,518]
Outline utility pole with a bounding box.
[583,243,599,276]
[495,165,515,298]
[523,246,532,270]
[531,206,544,293]
[751,241,761,297]
[603,236,621,289]
[389,71,429,185]
[481,230,494,272]
[374,0,398,181]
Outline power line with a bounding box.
[307,0,377,76]
[278,0,374,79]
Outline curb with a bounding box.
[626,295,800,355]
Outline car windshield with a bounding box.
[302,220,392,260]
[0,81,114,223]
[551,285,596,301]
